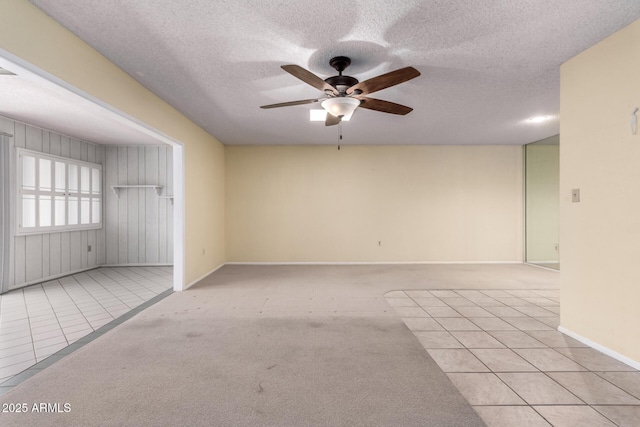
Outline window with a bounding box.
[17,148,102,234]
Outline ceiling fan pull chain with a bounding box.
[338,122,343,150]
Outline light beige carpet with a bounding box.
[0,264,558,426]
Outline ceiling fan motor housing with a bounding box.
[325,75,359,94]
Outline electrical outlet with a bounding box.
[571,189,580,203]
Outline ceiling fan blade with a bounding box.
[282,65,339,95]
[325,113,341,126]
[357,97,413,115]
[260,98,321,109]
[347,67,420,96]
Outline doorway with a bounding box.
[0,53,185,293]
[525,135,559,270]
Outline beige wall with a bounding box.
[226,145,523,263]
[560,19,640,362]
[525,139,559,263]
[0,1,226,287]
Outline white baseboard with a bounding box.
[8,266,98,291]
[183,263,226,290]
[558,326,640,370]
[224,261,522,266]
[6,264,175,293]
[525,263,560,272]
[99,263,173,268]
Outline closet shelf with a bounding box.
[111,185,163,198]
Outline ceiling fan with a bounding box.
[260,56,420,126]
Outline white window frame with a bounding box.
[16,148,102,235]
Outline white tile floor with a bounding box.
[385,289,640,427]
[0,267,173,384]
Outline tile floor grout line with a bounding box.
[138,265,172,280]
[405,291,538,402]
[87,269,146,306]
[38,280,71,353]
[588,371,640,404]
[387,289,637,427]
[57,278,101,340]
[472,403,593,406]
[403,291,471,349]
[100,267,155,292]
[442,337,537,414]
[538,370,589,406]
[528,406,559,427]
[21,288,37,370]
[589,408,624,427]
[36,280,93,352]
[82,272,135,306]
[0,267,173,388]
[105,267,158,300]
[69,274,121,326]
[115,267,166,297]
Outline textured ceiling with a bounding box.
[0,73,162,145]
[22,1,640,146]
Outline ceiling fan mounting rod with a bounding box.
[325,56,358,95]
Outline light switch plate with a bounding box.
[571,189,580,203]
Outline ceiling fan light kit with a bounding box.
[321,97,360,119]
[260,56,420,126]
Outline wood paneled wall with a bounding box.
[0,117,105,291]
[103,145,173,265]
[0,116,173,292]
